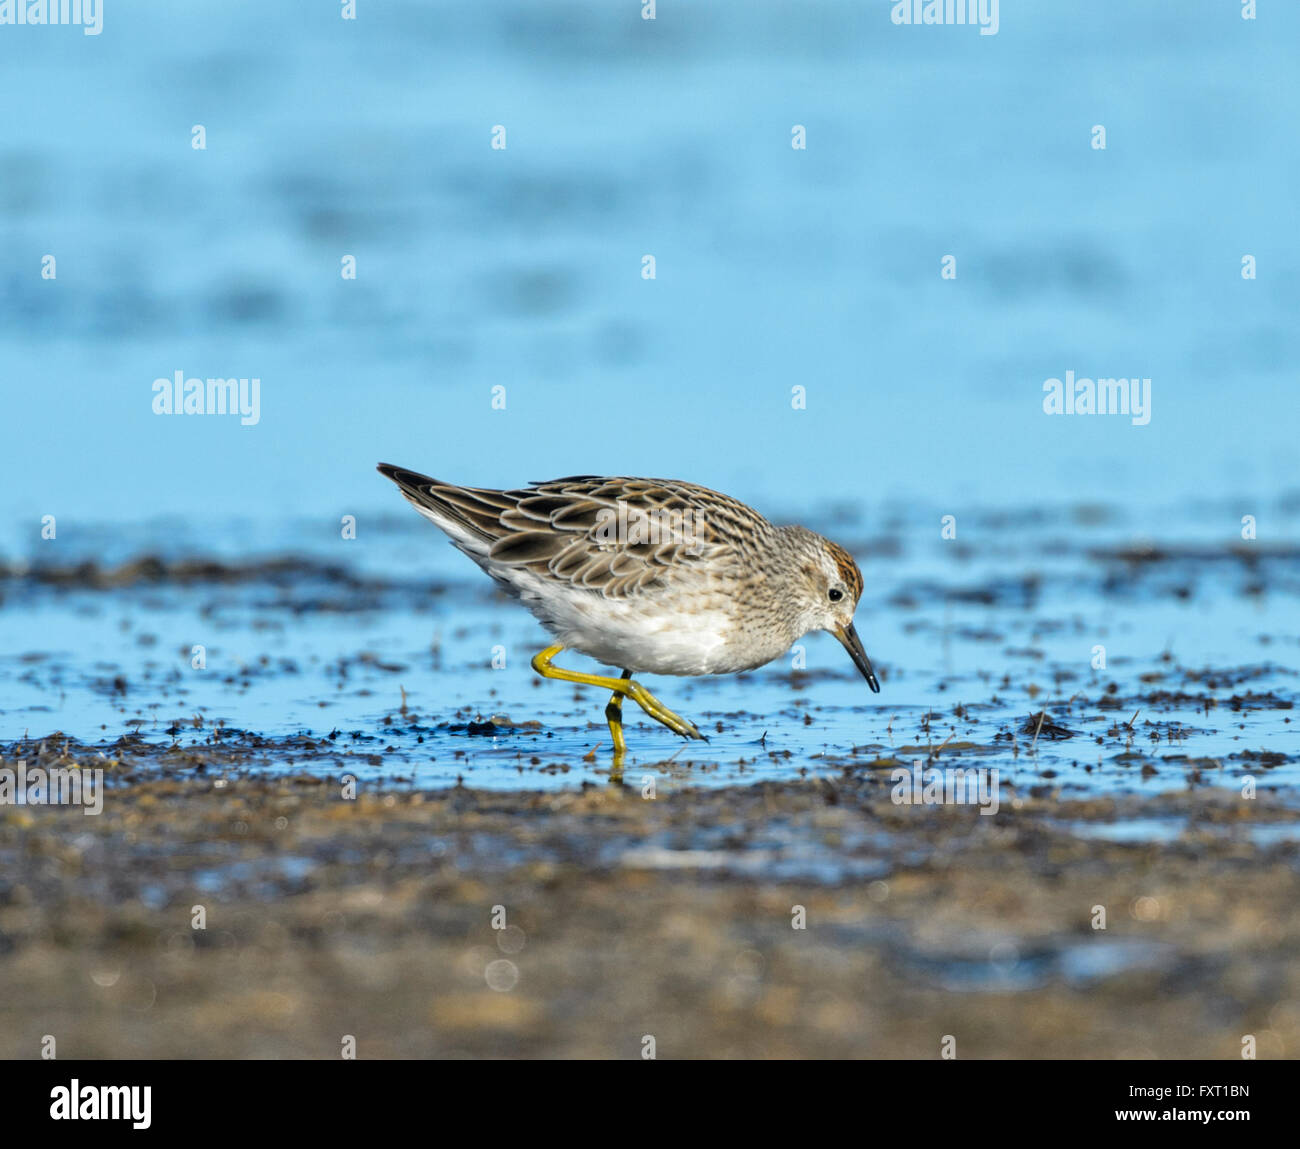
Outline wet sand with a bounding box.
[3,735,1298,1059]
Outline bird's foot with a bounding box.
[624,682,705,741]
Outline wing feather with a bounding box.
[378,465,769,598]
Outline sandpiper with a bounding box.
[378,465,881,757]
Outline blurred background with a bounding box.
[1,0,1295,537]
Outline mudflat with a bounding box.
[4,734,1296,1059]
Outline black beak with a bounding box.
[835,623,881,692]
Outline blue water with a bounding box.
[1,2,1297,800]
[3,498,1295,797]
[1,1,1296,532]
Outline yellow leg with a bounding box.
[531,645,705,743]
[605,671,632,756]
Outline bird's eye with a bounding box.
[828,588,844,602]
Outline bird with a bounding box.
[378,464,881,758]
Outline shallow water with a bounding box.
[4,496,1295,815]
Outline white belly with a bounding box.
[507,569,743,676]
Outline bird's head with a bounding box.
[791,532,880,692]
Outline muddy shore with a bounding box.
[3,735,1297,1059]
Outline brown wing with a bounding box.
[378,466,768,597]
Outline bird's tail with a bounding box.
[376,463,512,553]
